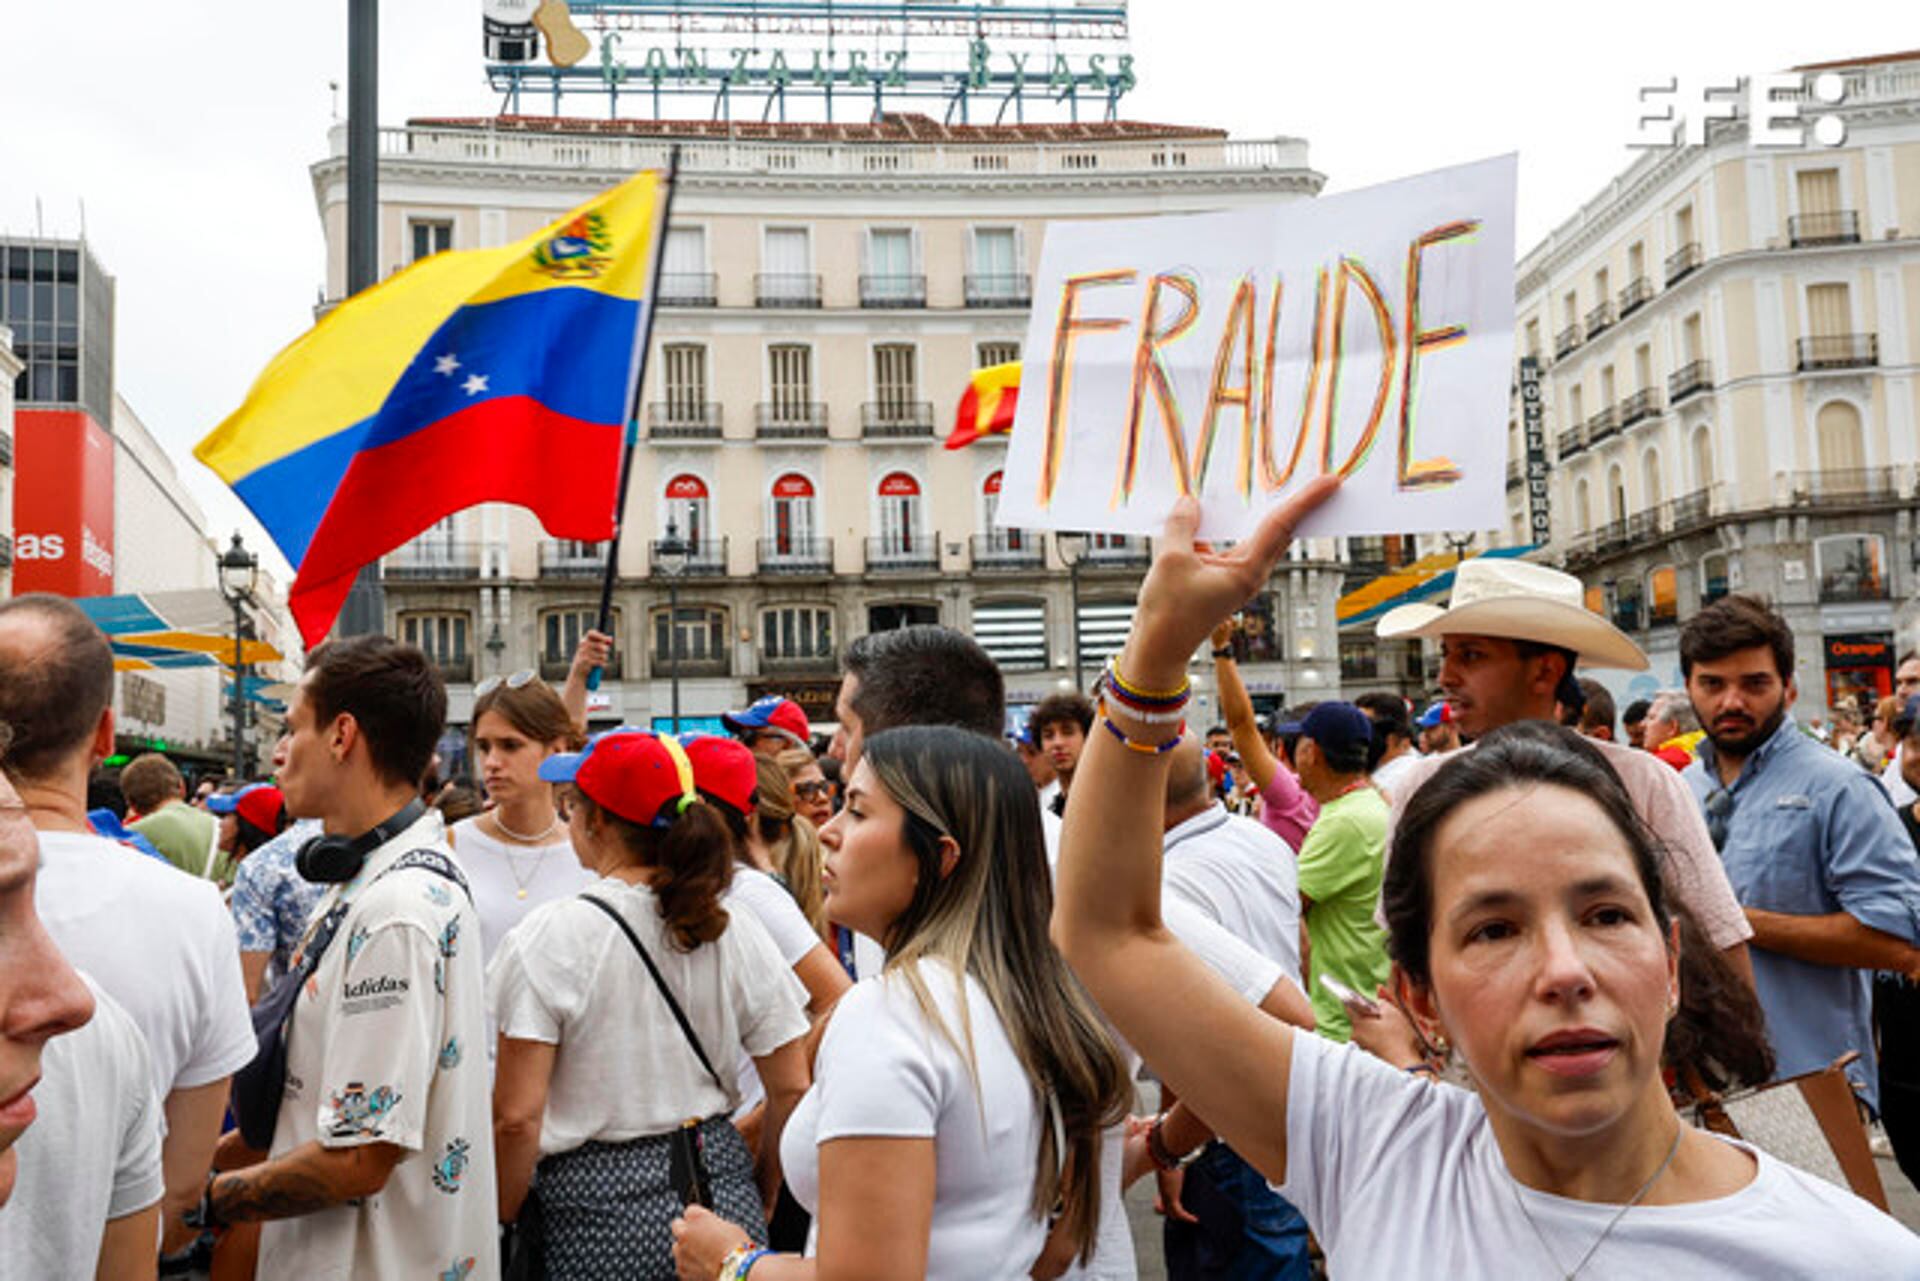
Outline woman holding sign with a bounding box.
[1049,478,1919,1277]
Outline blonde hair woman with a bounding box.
[746,754,828,947]
[673,726,1131,1280]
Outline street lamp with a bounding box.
[658,518,690,734]
[1056,531,1087,692]
[217,532,259,779]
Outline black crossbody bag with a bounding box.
[579,893,728,1208]
[230,849,470,1150]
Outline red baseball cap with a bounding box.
[681,734,759,818]
[1206,751,1227,786]
[208,783,285,834]
[721,696,811,749]
[538,729,698,827]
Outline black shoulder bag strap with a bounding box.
[579,894,726,1092]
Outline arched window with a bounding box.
[1607,464,1626,524]
[664,474,710,548]
[1816,400,1865,473]
[876,471,924,556]
[980,470,1030,557]
[1701,551,1732,604]
[769,472,818,558]
[1648,565,1679,625]
[1691,426,1714,490]
[1574,477,1593,533]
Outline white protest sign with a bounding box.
[995,154,1517,541]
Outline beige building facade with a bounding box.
[318,114,1353,750]
[1492,51,1920,714]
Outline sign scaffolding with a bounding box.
[482,0,1134,123]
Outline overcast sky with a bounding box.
[2,2,1907,579]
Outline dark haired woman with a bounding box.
[453,675,595,962]
[489,730,810,1279]
[1052,483,1918,1278]
[672,726,1131,1280]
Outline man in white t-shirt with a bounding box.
[197,636,498,1280]
[0,594,256,1264]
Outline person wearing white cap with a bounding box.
[1374,558,1754,984]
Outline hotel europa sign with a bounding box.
[481,0,1135,120]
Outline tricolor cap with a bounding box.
[721,696,811,748]
[538,729,699,827]
[680,733,759,818]
[207,783,285,833]
[1415,702,1454,730]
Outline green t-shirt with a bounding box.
[131,801,232,885]
[1297,785,1392,1043]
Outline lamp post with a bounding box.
[658,519,690,733]
[217,532,259,778]
[1057,531,1087,692]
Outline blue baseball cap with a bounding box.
[721,696,811,748]
[1299,702,1374,762]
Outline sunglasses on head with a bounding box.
[475,669,538,697]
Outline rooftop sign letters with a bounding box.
[481,1,1134,121]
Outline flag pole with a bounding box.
[588,145,682,694]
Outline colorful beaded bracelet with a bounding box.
[718,1245,773,1281]
[1103,655,1191,706]
[1098,696,1187,725]
[1099,713,1184,755]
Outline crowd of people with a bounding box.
[3,481,1920,1278]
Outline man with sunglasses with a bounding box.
[1680,594,1920,1111]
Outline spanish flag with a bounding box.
[196,172,665,647]
[945,361,1021,450]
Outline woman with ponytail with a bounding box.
[672,725,1130,1281]
[489,730,810,1279]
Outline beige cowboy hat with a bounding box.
[1375,559,1649,670]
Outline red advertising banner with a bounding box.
[13,409,115,596]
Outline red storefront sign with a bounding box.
[665,474,709,500]
[13,408,115,596]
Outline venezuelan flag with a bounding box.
[196,172,664,647]
[944,361,1021,450]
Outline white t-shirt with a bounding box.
[34,829,255,1096]
[0,977,163,1281]
[1278,1031,1920,1278]
[258,813,499,1281]
[1162,803,1303,982]
[488,874,808,1155]
[449,818,596,963]
[726,866,828,1115]
[1369,751,1423,800]
[783,963,1049,1280]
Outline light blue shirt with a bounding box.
[228,818,326,988]
[1686,716,1920,1108]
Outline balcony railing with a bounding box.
[1619,387,1661,427]
[866,536,940,572]
[1585,405,1620,445]
[1796,334,1878,371]
[1626,509,1661,541]
[1665,487,1713,532]
[648,649,731,678]
[1557,425,1587,459]
[538,540,608,579]
[1613,601,1644,632]
[1617,277,1654,316]
[1785,468,1902,504]
[657,271,717,306]
[1788,210,1861,247]
[539,654,622,683]
[859,274,927,308]
[433,655,475,683]
[1585,300,1615,337]
[647,401,722,439]
[971,533,1045,571]
[384,541,483,579]
[757,536,833,575]
[1594,518,1631,552]
[1084,541,1151,569]
[1665,242,1703,286]
[649,537,728,577]
[964,274,1033,308]
[861,401,935,438]
[755,273,822,308]
[1554,322,1582,358]
[1668,359,1712,403]
[755,402,829,439]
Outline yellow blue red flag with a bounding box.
[945,361,1021,450]
[195,171,664,647]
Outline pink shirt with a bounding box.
[1381,736,1754,952]
[1257,763,1318,852]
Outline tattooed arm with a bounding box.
[209,1141,406,1223]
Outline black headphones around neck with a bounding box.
[296,798,429,885]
